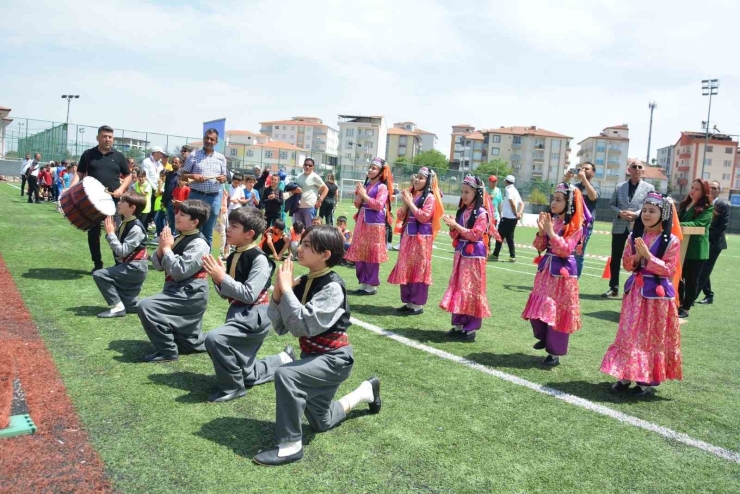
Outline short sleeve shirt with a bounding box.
[296,172,325,208]
[77,147,130,192]
[182,148,228,194]
[502,185,522,219]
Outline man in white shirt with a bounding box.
[19,153,32,197]
[491,175,522,262]
[293,158,328,228]
[140,146,164,225]
[27,153,42,204]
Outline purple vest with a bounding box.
[624,235,675,300]
[536,229,578,278]
[405,194,433,236]
[361,182,386,224]
[454,207,487,258]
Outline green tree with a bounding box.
[412,150,449,176]
[474,159,512,179]
[125,147,145,163]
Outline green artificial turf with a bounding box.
[1,183,739,493]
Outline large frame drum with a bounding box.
[60,177,116,231]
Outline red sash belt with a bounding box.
[165,270,207,283]
[299,331,349,355]
[123,249,148,263]
[228,290,269,307]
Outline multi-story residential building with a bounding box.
[337,114,387,171]
[393,121,438,152]
[642,166,669,193]
[479,126,572,183]
[449,124,477,170]
[656,145,673,183]
[0,105,12,158]
[577,125,630,189]
[258,116,339,157]
[112,136,150,152]
[735,147,740,189]
[386,127,421,163]
[670,131,738,197]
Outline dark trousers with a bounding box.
[386,221,392,245]
[88,200,120,268]
[20,175,27,196]
[27,175,40,203]
[265,214,280,228]
[680,259,705,311]
[608,231,630,290]
[494,217,517,258]
[319,201,335,226]
[697,244,723,300]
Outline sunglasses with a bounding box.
[710,186,719,190]
[630,165,644,170]
[303,164,314,167]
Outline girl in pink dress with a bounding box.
[344,157,394,295]
[388,167,444,315]
[439,175,492,342]
[522,182,585,366]
[600,192,683,397]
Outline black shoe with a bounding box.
[368,376,381,414]
[697,297,713,305]
[208,388,247,403]
[97,308,126,318]
[178,346,207,355]
[284,345,296,362]
[253,446,304,466]
[610,381,632,393]
[533,340,546,350]
[601,289,618,298]
[143,352,178,363]
[678,308,689,319]
[457,330,476,342]
[396,305,412,313]
[631,385,655,397]
[542,355,560,366]
[444,328,460,337]
[406,308,424,316]
[354,289,377,296]
[90,264,104,275]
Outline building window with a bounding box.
[706,146,713,152]
[365,141,373,150]
[280,151,288,160]
[399,136,408,146]
[398,147,406,156]
[550,152,559,160]
[367,129,374,136]
[492,135,501,143]
[346,128,355,137]
[345,153,352,159]
[704,158,712,166]
[491,147,500,156]
[274,125,279,130]
[290,135,294,140]
[723,173,730,180]
[513,136,522,144]
[247,149,254,157]
[725,160,732,167]
[364,154,372,161]
[265,151,274,158]
[702,172,710,179]
[298,126,304,132]
[726,147,734,154]
[230,148,238,157]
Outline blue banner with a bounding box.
[203,118,226,154]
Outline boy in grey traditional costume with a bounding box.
[94,192,149,318]
[137,199,211,363]
[253,225,382,466]
[201,208,295,403]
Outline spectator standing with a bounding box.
[491,175,522,262]
[19,153,32,197]
[261,173,284,227]
[293,158,328,228]
[26,154,42,204]
[565,162,601,277]
[319,172,338,225]
[696,181,730,305]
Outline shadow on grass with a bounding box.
[349,303,401,317]
[148,371,217,403]
[466,352,546,370]
[65,305,106,317]
[579,293,622,301]
[583,310,621,323]
[108,339,153,363]
[22,268,89,280]
[501,284,533,293]
[391,327,457,344]
[543,380,671,404]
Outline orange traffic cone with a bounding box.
[602,257,611,279]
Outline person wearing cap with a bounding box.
[487,176,503,225]
[603,159,654,298]
[491,175,522,262]
[141,146,165,226]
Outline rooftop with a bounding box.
[642,166,668,181]
[260,119,331,128]
[387,127,419,136]
[227,130,263,137]
[481,126,572,139]
[606,124,629,130]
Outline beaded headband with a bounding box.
[371,157,386,168]
[462,174,483,190]
[418,167,431,178]
[554,182,575,215]
[644,192,673,221]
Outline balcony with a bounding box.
[677,166,689,172]
[608,148,621,154]
[607,161,621,168]
[596,147,606,153]
[512,142,522,149]
[605,174,620,180]
[679,152,690,159]
[677,178,688,186]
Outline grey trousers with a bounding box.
[205,304,283,393]
[93,260,148,309]
[274,345,354,444]
[137,279,209,357]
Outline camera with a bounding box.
[567,166,580,175]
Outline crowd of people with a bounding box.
[17,125,729,466]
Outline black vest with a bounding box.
[118,218,148,254]
[293,271,350,334]
[172,232,206,257]
[226,246,276,294]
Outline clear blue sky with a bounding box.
[2,0,738,161]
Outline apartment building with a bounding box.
[337,114,387,170]
[393,121,438,152]
[449,125,483,171]
[670,131,738,197]
[656,145,673,183]
[0,105,11,158]
[577,125,630,189]
[386,127,421,163]
[479,126,572,183]
[258,117,339,157]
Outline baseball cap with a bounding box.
[488,175,498,183]
[151,146,165,154]
[505,175,515,183]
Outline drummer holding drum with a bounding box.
[69,125,132,274]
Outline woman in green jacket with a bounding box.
[678,179,713,318]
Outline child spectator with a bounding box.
[171,177,191,233]
[134,170,153,229]
[289,220,305,260]
[228,174,245,211]
[261,219,290,260]
[336,216,354,267]
[243,175,260,208]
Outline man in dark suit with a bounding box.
[696,180,729,305]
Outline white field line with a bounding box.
[4,182,21,190]
[350,316,740,466]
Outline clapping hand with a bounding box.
[537,212,547,234]
[159,226,174,251]
[401,189,414,207]
[540,212,553,235]
[634,237,651,259]
[103,216,116,235]
[273,256,295,303]
[202,254,226,284]
[442,214,457,229]
[355,182,368,200]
